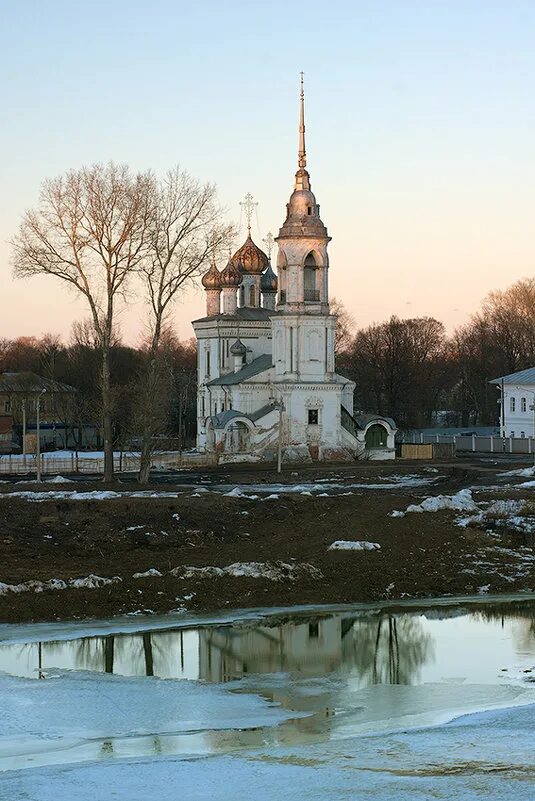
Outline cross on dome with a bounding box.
[239,192,258,236]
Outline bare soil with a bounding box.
[1,461,534,623]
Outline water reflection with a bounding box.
[2,613,435,688]
[3,602,535,771]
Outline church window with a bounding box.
[4,399,11,413]
[308,409,319,425]
[249,285,256,306]
[201,395,205,417]
[239,286,245,307]
[510,397,516,413]
[307,206,312,215]
[206,350,211,377]
[308,622,319,638]
[521,397,527,413]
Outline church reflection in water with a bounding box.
[1,612,435,693]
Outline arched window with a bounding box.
[249,285,256,307]
[521,397,527,413]
[304,253,318,302]
[239,286,245,307]
[510,397,516,413]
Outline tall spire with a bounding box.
[298,71,306,169]
[294,72,311,191]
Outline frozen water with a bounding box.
[3,600,535,799]
[3,701,535,800]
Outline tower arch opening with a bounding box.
[304,252,320,302]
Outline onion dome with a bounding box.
[201,261,222,290]
[230,339,247,356]
[219,259,242,288]
[230,235,269,276]
[261,262,278,292]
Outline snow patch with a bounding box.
[170,561,322,582]
[405,489,478,515]
[328,540,381,551]
[0,574,121,595]
[132,569,163,579]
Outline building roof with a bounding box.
[0,372,76,394]
[210,402,278,429]
[207,353,273,386]
[193,307,279,324]
[249,402,278,422]
[489,367,535,386]
[210,410,248,429]
[354,413,397,431]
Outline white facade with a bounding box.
[490,369,535,438]
[191,81,396,463]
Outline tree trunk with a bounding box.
[101,347,114,482]
[137,357,158,484]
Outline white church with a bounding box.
[192,80,396,463]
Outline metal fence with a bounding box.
[399,433,535,455]
[0,451,217,476]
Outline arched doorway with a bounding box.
[365,424,388,449]
[225,421,251,453]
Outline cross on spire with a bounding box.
[239,192,258,236]
[262,232,275,258]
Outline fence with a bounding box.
[0,451,217,476]
[399,442,456,460]
[399,433,535,456]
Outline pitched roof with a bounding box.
[193,307,279,324]
[489,367,535,385]
[207,354,273,386]
[0,372,76,394]
[249,402,278,422]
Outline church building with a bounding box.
[192,79,396,463]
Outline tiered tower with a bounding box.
[272,74,336,381]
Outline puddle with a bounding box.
[2,598,535,773]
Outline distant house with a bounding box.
[489,368,535,438]
[0,372,77,452]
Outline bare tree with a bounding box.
[329,297,356,356]
[11,163,154,481]
[136,168,231,483]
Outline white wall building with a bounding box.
[490,367,535,439]
[192,79,396,463]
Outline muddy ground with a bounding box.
[1,460,534,623]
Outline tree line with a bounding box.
[0,330,197,457]
[337,278,535,429]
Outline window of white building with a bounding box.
[510,397,516,413]
[521,397,527,413]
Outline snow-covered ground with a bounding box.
[0,473,440,503]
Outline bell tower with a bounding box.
[272,74,336,380]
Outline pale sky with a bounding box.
[1,0,535,344]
